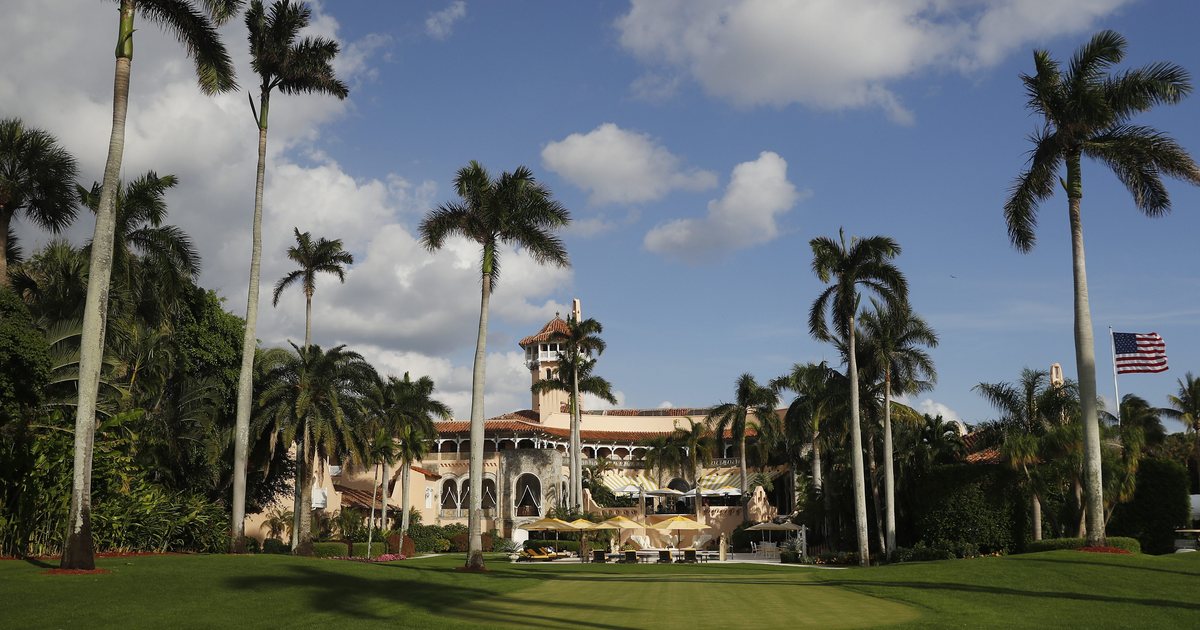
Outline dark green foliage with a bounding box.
[451,534,492,552]
[173,288,245,412]
[914,464,1031,554]
[1109,458,1192,554]
[1026,537,1141,554]
[351,542,387,558]
[406,523,466,553]
[244,536,260,554]
[0,289,50,426]
[895,540,982,562]
[780,551,799,563]
[262,538,288,554]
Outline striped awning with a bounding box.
[598,474,660,492]
[697,469,785,490]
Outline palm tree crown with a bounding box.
[246,0,348,128]
[706,373,778,496]
[272,228,352,350]
[0,118,79,287]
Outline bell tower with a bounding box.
[519,300,580,422]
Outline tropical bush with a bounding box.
[1108,458,1192,554]
[262,538,288,554]
[914,465,1031,554]
[351,542,387,558]
[407,523,466,553]
[894,540,983,562]
[450,534,492,552]
[1025,537,1141,554]
[313,542,352,558]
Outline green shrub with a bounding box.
[1025,537,1141,554]
[1109,458,1192,555]
[262,538,288,554]
[244,537,261,554]
[351,542,387,558]
[313,542,352,558]
[450,534,492,552]
[914,465,1030,554]
[894,540,981,562]
[780,551,799,563]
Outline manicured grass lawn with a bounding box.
[0,551,1197,629]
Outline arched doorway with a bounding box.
[482,478,498,517]
[515,473,542,517]
[441,479,460,518]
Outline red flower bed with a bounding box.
[40,569,112,575]
[1075,546,1133,554]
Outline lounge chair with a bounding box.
[683,548,697,563]
[623,550,638,563]
[593,549,608,563]
[522,549,551,562]
[658,549,672,563]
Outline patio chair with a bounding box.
[658,549,672,564]
[593,549,608,563]
[523,550,551,562]
[624,550,638,563]
[683,548,697,563]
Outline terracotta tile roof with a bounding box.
[519,317,571,346]
[412,466,440,479]
[965,447,1003,465]
[334,484,398,511]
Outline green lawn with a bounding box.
[0,551,1197,629]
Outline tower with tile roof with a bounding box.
[519,299,581,422]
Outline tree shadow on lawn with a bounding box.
[1016,556,1200,578]
[818,577,1200,611]
[224,561,632,624]
[395,562,814,589]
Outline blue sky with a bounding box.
[3,0,1198,429]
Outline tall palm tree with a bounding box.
[639,434,683,489]
[0,118,79,287]
[372,372,450,536]
[531,321,616,509]
[358,426,397,560]
[419,161,571,569]
[1003,30,1200,547]
[858,298,937,558]
[1164,372,1200,490]
[255,342,375,556]
[230,0,349,554]
[65,0,240,570]
[674,420,716,523]
[272,228,353,350]
[706,373,778,510]
[809,228,907,566]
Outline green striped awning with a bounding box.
[697,469,785,490]
[598,474,660,492]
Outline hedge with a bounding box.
[1025,537,1141,554]
[1108,458,1192,555]
[352,542,388,558]
[450,534,492,552]
[262,538,288,554]
[313,542,352,558]
[914,464,1030,554]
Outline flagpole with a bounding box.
[1110,326,1121,427]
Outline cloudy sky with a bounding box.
[4,0,1198,429]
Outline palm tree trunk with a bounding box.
[304,292,312,350]
[1067,184,1106,548]
[883,373,896,558]
[231,90,272,554]
[811,430,829,538]
[0,212,11,287]
[1032,492,1042,541]
[739,433,750,523]
[865,425,886,555]
[63,4,134,570]
[400,461,412,536]
[296,432,315,556]
[367,464,379,560]
[847,316,870,567]
[465,267,491,570]
[380,461,391,534]
[572,366,582,510]
[290,436,304,551]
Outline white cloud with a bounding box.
[542,123,717,205]
[426,2,467,40]
[616,0,1132,123]
[1,0,570,420]
[644,151,805,262]
[896,394,964,429]
[629,72,682,103]
[583,390,627,412]
[657,401,674,409]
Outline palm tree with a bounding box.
[77,172,200,326]
[531,320,617,509]
[858,298,937,558]
[419,161,571,569]
[65,0,239,570]
[371,372,450,537]
[1003,30,1200,547]
[255,342,375,556]
[1164,372,1200,490]
[358,426,397,560]
[0,118,79,287]
[674,420,716,523]
[639,434,683,489]
[272,229,353,350]
[706,373,778,520]
[809,228,907,566]
[772,361,839,536]
[230,0,349,554]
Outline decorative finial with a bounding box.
[556,311,560,318]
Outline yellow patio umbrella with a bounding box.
[648,516,709,549]
[519,518,581,550]
[568,519,597,530]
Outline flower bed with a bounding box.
[1075,546,1133,555]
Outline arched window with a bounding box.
[482,479,498,512]
[441,479,459,514]
[515,473,542,517]
[668,478,691,493]
[516,439,535,450]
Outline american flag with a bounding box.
[1113,332,1168,374]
